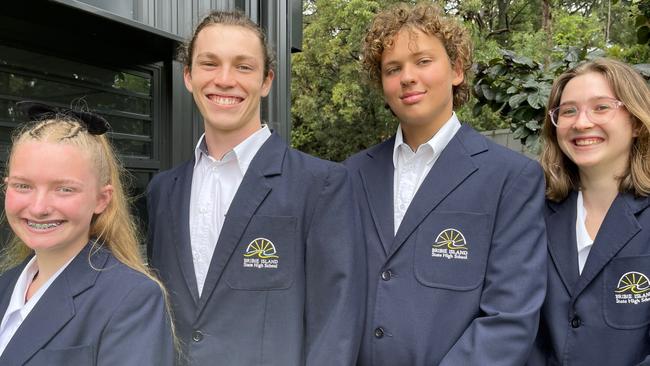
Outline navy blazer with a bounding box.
[0,243,174,366]
[147,133,365,366]
[528,191,650,365]
[345,124,547,366]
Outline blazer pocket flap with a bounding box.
[414,211,490,291]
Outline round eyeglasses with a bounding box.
[549,97,625,128]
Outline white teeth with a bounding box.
[211,96,241,105]
[27,221,61,230]
[575,138,601,146]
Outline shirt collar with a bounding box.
[576,190,594,251]
[193,125,271,174]
[392,112,461,168]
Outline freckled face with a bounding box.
[4,142,112,257]
[184,24,274,139]
[381,28,463,131]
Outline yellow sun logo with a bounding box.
[615,271,650,294]
[433,228,467,250]
[244,238,279,259]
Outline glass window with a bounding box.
[0,44,155,161]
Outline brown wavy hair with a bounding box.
[541,58,650,202]
[178,9,276,78]
[361,2,473,108]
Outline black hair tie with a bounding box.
[16,101,111,135]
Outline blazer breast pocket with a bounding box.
[226,215,297,290]
[27,344,95,366]
[603,255,650,329]
[414,211,491,291]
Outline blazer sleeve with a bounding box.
[304,164,367,366]
[439,159,548,366]
[96,279,175,366]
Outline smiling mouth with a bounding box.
[574,138,602,146]
[26,220,63,230]
[208,95,243,105]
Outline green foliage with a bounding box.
[636,0,650,45]
[552,10,605,51]
[291,0,400,161]
[472,48,583,153]
[291,0,648,160]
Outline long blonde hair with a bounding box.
[541,58,650,202]
[1,115,178,348]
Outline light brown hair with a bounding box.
[179,10,276,78]
[541,58,650,201]
[361,2,473,108]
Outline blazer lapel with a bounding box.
[572,193,647,301]
[0,245,107,365]
[170,161,200,305]
[546,192,581,295]
[359,138,395,255]
[388,125,481,259]
[196,134,284,315]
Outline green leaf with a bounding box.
[472,103,483,117]
[527,93,546,109]
[506,86,518,94]
[481,84,496,100]
[508,93,528,108]
[525,119,541,131]
[512,125,529,140]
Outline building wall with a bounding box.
[0,0,300,246]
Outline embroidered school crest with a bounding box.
[431,228,468,260]
[243,238,279,269]
[615,271,650,304]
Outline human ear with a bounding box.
[94,184,114,214]
[183,66,194,93]
[451,61,464,86]
[261,69,275,97]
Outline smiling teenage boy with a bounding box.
[146,10,364,366]
[345,3,547,365]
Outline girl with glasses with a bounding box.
[529,58,650,365]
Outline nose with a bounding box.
[28,190,52,218]
[572,107,594,130]
[400,65,416,87]
[212,65,236,88]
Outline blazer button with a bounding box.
[381,270,392,281]
[374,327,385,338]
[192,330,204,342]
[570,316,581,328]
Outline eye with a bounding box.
[237,64,254,72]
[384,66,400,75]
[558,106,578,117]
[592,103,613,113]
[57,186,75,193]
[10,183,31,192]
[417,58,432,66]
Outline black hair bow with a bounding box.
[16,101,111,135]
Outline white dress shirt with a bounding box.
[392,113,461,233]
[189,126,271,296]
[0,256,73,356]
[576,191,594,274]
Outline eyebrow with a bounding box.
[382,50,435,67]
[195,52,259,63]
[7,176,84,186]
[559,95,616,105]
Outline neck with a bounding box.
[400,112,452,151]
[579,169,619,211]
[204,123,262,160]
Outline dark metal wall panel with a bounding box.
[261,1,292,140]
